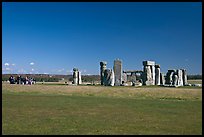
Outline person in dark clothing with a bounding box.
[9,75,15,84]
[22,77,27,85]
[17,75,21,84]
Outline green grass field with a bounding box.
[2,83,202,135]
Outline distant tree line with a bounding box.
[82,75,100,82]
[2,74,100,83]
[2,74,62,82]
[187,75,202,80]
[68,75,100,83]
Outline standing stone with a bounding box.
[73,68,78,85]
[169,72,174,85]
[114,59,122,86]
[104,69,110,86]
[122,73,127,83]
[100,61,107,85]
[155,64,160,85]
[172,74,178,86]
[165,70,176,85]
[177,69,183,86]
[110,69,115,86]
[141,70,146,85]
[78,71,82,85]
[103,69,115,86]
[182,69,188,85]
[142,61,155,85]
[151,65,155,85]
[145,65,152,85]
[130,72,137,85]
[160,73,165,85]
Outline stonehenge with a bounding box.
[70,60,188,87]
[99,60,188,87]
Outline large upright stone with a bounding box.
[177,69,183,86]
[155,64,160,85]
[143,65,153,85]
[160,73,165,85]
[104,69,115,86]
[142,61,156,85]
[147,66,152,81]
[165,69,176,85]
[172,74,178,86]
[114,59,122,86]
[78,71,82,85]
[151,65,155,85]
[110,69,115,86]
[182,69,188,85]
[73,68,78,85]
[104,69,110,86]
[100,61,107,85]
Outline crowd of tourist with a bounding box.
[9,75,36,85]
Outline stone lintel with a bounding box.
[73,68,78,71]
[155,64,160,68]
[143,61,155,66]
[100,61,107,65]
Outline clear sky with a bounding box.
[2,2,202,75]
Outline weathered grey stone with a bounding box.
[177,69,183,86]
[130,72,137,85]
[169,72,174,85]
[145,65,153,85]
[100,61,107,85]
[104,69,111,86]
[122,73,127,83]
[160,73,165,85]
[73,68,78,85]
[172,74,178,86]
[143,61,155,66]
[104,69,115,86]
[114,59,122,86]
[142,61,156,85]
[155,65,160,85]
[138,82,142,86]
[182,69,188,85]
[151,65,155,85]
[78,71,82,85]
[192,84,202,87]
[141,72,146,85]
[110,69,115,86]
[165,70,176,85]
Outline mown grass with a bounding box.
[2,83,202,135]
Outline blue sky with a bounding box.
[2,2,202,75]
